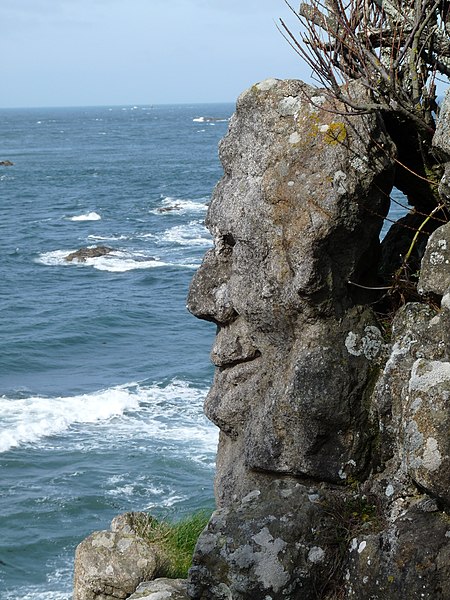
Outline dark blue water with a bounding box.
[0,104,232,599]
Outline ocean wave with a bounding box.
[104,475,175,503]
[0,379,217,456]
[87,234,130,242]
[3,591,70,600]
[84,251,168,272]
[151,196,209,215]
[192,117,229,123]
[161,221,212,247]
[0,385,142,453]
[69,212,101,221]
[3,555,74,600]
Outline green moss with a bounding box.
[133,510,212,578]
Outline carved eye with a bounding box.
[223,233,236,247]
[216,232,236,256]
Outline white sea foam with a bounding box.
[0,385,142,453]
[3,591,71,600]
[161,221,212,247]
[84,251,168,272]
[151,196,208,215]
[0,379,217,457]
[87,234,129,241]
[69,211,101,221]
[36,249,170,272]
[36,249,77,266]
[192,117,228,123]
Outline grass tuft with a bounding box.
[132,510,212,578]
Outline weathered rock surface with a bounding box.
[65,245,113,262]
[128,578,188,599]
[188,78,394,506]
[434,89,450,155]
[418,221,450,295]
[344,502,450,599]
[74,78,450,600]
[434,90,450,208]
[73,526,160,600]
[188,479,359,600]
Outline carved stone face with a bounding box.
[187,79,393,500]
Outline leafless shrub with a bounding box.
[280,0,450,134]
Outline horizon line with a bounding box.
[0,100,236,111]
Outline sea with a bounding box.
[0,103,232,599]
[0,102,407,600]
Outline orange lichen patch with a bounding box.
[323,122,347,145]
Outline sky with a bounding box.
[0,0,310,108]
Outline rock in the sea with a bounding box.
[0,159,14,166]
[73,530,159,600]
[65,246,113,262]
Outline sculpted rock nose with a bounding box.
[187,248,237,325]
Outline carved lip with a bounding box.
[216,350,262,372]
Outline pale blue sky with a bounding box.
[1,0,308,108]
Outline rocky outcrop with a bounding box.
[65,246,113,262]
[73,531,159,600]
[188,78,394,506]
[73,513,163,600]
[185,79,450,599]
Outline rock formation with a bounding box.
[128,579,189,599]
[73,512,188,600]
[65,246,113,262]
[185,81,450,598]
[73,513,161,600]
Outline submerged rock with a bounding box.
[65,246,113,262]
